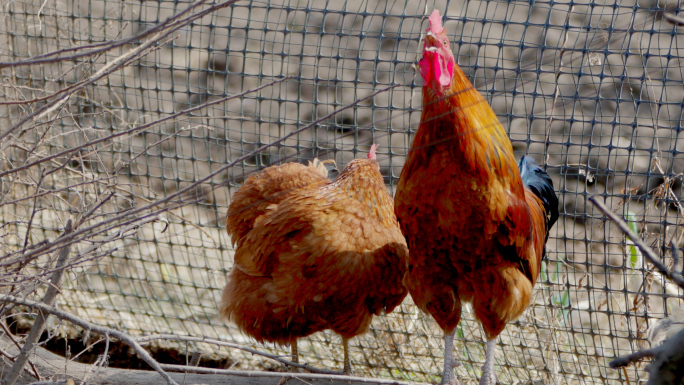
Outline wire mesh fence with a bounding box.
[1,0,684,384]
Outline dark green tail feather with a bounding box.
[518,156,559,237]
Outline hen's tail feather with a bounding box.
[518,156,559,235]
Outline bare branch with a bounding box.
[0,84,398,270]
[0,0,245,145]
[4,219,74,385]
[609,349,655,368]
[588,196,684,290]
[0,0,244,70]
[0,77,292,179]
[610,329,684,385]
[0,295,179,385]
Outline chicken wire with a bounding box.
[1,0,684,384]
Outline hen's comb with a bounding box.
[428,10,443,34]
[367,144,379,160]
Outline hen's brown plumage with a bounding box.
[221,148,408,373]
[226,158,335,248]
[394,10,558,385]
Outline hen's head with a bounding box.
[335,145,381,184]
[418,10,454,92]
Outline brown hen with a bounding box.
[221,146,408,374]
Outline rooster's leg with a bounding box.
[479,338,497,385]
[342,338,352,375]
[439,329,459,385]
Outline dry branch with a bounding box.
[0,0,244,70]
[592,195,684,383]
[588,196,684,290]
[0,83,399,276]
[0,77,291,180]
[0,334,417,385]
[609,329,684,385]
[0,294,345,377]
[0,0,246,145]
[0,294,420,383]
[0,295,180,385]
[3,220,74,385]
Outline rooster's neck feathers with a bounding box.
[416,9,517,183]
[416,67,519,185]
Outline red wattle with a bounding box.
[419,52,452,88]
[436,54,451,87]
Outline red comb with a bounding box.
[428,10,443,34]
[367,144,379,160]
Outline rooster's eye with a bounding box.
[443,40,448,45]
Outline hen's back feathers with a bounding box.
[226,159,336,247]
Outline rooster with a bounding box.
[221,145,408,374]
[394,10,559,385]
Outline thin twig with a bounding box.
[72,192,116,230]
[588,196,684,290]
[622,367,631,385]
[0,0,233,70]
[0,207,171,270]
[67,216,160,265]
[0,0,233,144]
[1,45,151,148]
[0,347,40,381]
[0,77,292,180]
[21,169,45,255]
[0,177,116,208]
[0,295,179,385]
[80,334,109,384]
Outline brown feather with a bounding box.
[222,157,408,346]
[226,161,331,248]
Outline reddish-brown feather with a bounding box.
[226,160,332,248]
[221,157,408,345]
